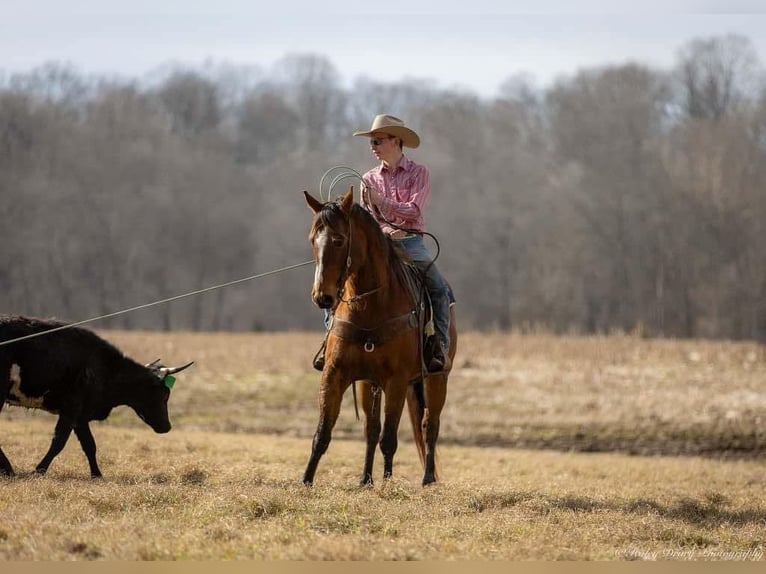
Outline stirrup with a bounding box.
[312,341,326,371]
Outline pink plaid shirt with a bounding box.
[361,155,430,234]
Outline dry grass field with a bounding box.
[0,330,764,560]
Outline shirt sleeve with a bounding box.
[377,164,430,224]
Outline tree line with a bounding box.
[1,34,764,340]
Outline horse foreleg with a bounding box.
[359,380,381,486]
[379,383,407,479]
[422,373,448,486]
[302,376,346,486]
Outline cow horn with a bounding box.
[159,361,195,375]
[145,358,162,368]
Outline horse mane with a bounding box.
[349,204,410,289]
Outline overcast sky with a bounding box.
[2,1,765,97]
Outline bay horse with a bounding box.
[302,188,457,487]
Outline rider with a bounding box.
[313,114,452,373]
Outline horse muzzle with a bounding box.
[313,292,336,309]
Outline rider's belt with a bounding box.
[390,231,418,240]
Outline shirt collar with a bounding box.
[380,155,412,174]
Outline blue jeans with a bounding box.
[395,235,451,352]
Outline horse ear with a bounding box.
[304,190,324,214]
[340,187,354,214]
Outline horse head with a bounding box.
[305,188,355,310]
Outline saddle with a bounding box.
[391,242,455,369]
[327,242,453,373]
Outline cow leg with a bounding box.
[74,423,102,478]
[35,417,74,475]
[302,371,349,486]
[379,381,407,479]
[0,450,13,477]
[0,375,14,477]
[359,381,381,486]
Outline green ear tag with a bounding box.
[163,375,176,390]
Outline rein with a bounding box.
[332,203,382,307]
[340,287,383,305]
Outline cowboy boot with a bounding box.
[427,340,451,373]
[312,340,326,371]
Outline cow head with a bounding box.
[128,360,194,434]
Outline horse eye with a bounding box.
[332,236,345,248]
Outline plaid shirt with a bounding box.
[361,155,430,235]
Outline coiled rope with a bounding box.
[319,165,364,202]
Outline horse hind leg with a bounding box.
[421,372,448,486]
[420,307,455,486]
[379,383,407,479]
[359,381,381,486]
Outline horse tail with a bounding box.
[407,378,427,470]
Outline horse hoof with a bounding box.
[359,475,374,487]
[422,476,437,487]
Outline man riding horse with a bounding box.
[313,114,452,374]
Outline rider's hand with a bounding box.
[366,186,382,207]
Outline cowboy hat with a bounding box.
[353,114,420,148]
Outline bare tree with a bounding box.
[548,64,674,334]
[675,34,762,121]
[235,90,299,165]
[0,43,763,339]
[273,54,347,152]
[157,71,221,136]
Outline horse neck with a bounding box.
[345,255,385,298]
[342,220,406,314]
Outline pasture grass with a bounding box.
[71,329,766,456]
[0,330,764,560]
[0,422,764,560]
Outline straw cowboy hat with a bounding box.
[353,114,420,148]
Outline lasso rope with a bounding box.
[0,165,439,348]
[0,260,314,347]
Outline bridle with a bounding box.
[321,203,381,308]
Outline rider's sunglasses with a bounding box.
[370,136,395,146]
